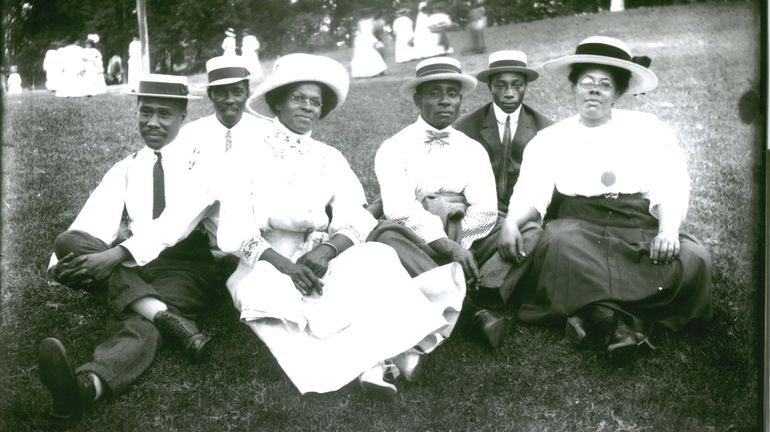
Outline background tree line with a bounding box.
[3,0,709,88]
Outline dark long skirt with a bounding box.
[517,194,713,332]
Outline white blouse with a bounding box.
[508,109,690,223]
[217,121,377,264]
[375,116,498,249]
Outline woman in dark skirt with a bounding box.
[498,36,712,366]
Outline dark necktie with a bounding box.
[499,115,512,199]
[225,129,232,151]
[153,151,165,219]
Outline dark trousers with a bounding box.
[368,219,542,309]
[53,229,220,396]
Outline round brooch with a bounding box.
[601,171,616,187]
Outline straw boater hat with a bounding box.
[542,36,658,95]
[205,55,250,87]
[399,56,477,101]
[246,53,350,118]
[224,28,236,38]
[476,50,539,83]
[121,74,201,99]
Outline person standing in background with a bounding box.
[7,65,22,94]
[392,7,416,63]
[466,0,487,54]
[241,31,263,80]
[222,28,237,57]
[128,37,142,91]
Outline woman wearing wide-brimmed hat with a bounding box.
[499,36,713,366]
[218,53,463,397]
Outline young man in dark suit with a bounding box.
[454,50,553,347]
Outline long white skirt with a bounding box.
[227,242,465,394]
[350,36,386,78]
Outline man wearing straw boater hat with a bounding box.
[370,56,502,350]
[38,74,222,428]
[454,50,553,345]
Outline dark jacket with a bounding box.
[455,102,553,213]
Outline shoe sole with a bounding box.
[485,318,509,349]
[38,338,83,426]
[187,334,212,363]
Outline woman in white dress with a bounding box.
[221,53,465,397]
[128,38,141,91]
[392,8,416,63]
[240,33,263,79]
[350,18,387,78]
[82,38,107,96]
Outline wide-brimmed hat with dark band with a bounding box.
[542,36,658,95]
[246,53,350,118]
[399,56,477,101]
[205,55,251,87]
[476,50,539,83]
[121,74,201,99]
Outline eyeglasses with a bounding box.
[577,77,615,92]
[289,94,323,108]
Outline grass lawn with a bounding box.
[1,1,763,431]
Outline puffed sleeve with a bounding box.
[375,136,448,244]
[644,115,690,223]
[507,131,557,220]
[325,147,377,243]
[457,139,498,248]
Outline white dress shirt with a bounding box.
[492,102,521,143]
[375,116,498,249]
[48,134,201,269]
[508,109,690,223]
[117,113,272,266]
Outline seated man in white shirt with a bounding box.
[369,57,502,348]
[38,75,220,429]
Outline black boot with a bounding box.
[153,311,211,362]
[38,338,96,428]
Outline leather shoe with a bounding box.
[153,311,212,362]
[565,315,589,347]
[473,309,509,349]
[38,338,95,428]
[606,322,645,367]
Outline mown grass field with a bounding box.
[1,2,763,431]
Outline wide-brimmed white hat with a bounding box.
[247,53,349,118]
[542,36,658,95]
[121,74,201,99]
[476,50,539,83]
[399,57,477,100]
[205,55,250,87]
[224,28,236,38]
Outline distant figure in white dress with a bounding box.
[43,45,63,91]
[222,28,237,57]
[82,36,107,96]
[7,65,22,94]
[413,1,450,59]
[392,8,416,63]
[350,17,387,78]
[56,43,86,97]
[241,33,263,79]
[128,37,142,91]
